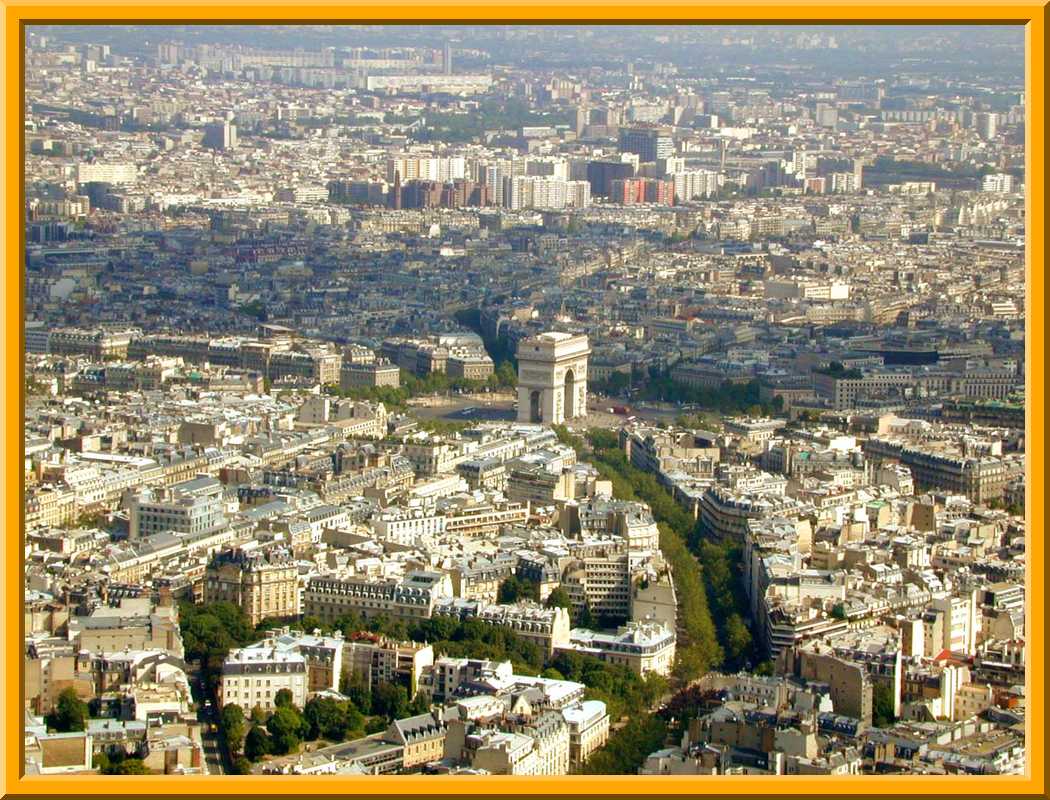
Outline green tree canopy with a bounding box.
[273,688,294,709]
[221,703,247,754]
[341,670,372,715]
[545,586,572,610]
[47,688,88,733]
[97,749,152,775]
[104,758,151,775]
[302,696,364,743]
[244,724,272,761]
[372,681,409,721]
[873,683,897,728]
[497,575,540,604]
[266,706,304,755]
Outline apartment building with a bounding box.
[425,656,514,703]
[562,700,610,771]
[505,464,575,505]
[48,327,136,360]
[560,621,676,676]
[781,646,874,724]
[342,635,434,696]
[304,571,454,625]
[509,711,570,776]
[469,730,538,774]
[442,501,529,539]
[863,438,1016,504]
[559,549,632,620]
[386,712,447,770]
[67,598,184,660]
[432,601,572,657]
[219,646,307,711]
[925,591,980,657]
[340,360,401,391]
[203,548,300,626]
[700,485,809,542]
[456,459,509,492]
[447,353,496,381]
[724,417,788,444]
[449,561,511,603]
[251,627,345,693]
[371,507,447,544]
[127,475,226,540]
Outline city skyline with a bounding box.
[18,20,1030,785]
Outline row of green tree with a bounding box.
[986,496,1025,516]
[264,607,549,678]
[566,431,732,773]
[579,714,669,775]
[636,376,781,416]
[589,372,633,396]
[586,430,765,673]
[415,418,472,436]
[864,156,1022,186]
[548,650,667,725]
[692,541,755,672]
[179,600,263,696]
[93,749,152,774]
[325,360,518,410]
[584,430,723,682]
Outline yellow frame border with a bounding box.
[3,3,1045,797]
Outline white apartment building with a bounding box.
[561,621,677,676]
[219,646,308,712]
[366,74,493,93]
[472,603,572,656]
[506,176,591,210]
[76,162,138,185]
[518,712,571,776]
[926,591,980,656]
[250,628,345,693]
[724,417,788,444]
[982,173,1014,193]
[126,475,226,539]
[386,156,466,183]
[673,170,721,202]
[304,571,454,624]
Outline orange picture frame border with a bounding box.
[3,3,1045,796]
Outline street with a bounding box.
[406,391,690,430]
[190,670,226,775]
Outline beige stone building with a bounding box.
[341,635,435,696]
[563,700,610,771]
[340,360,401,391]
[204,548,300,626]
[385,713,446,769]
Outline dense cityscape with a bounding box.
[22,24,1026,778]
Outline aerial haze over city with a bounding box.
[22,24,1027,779]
